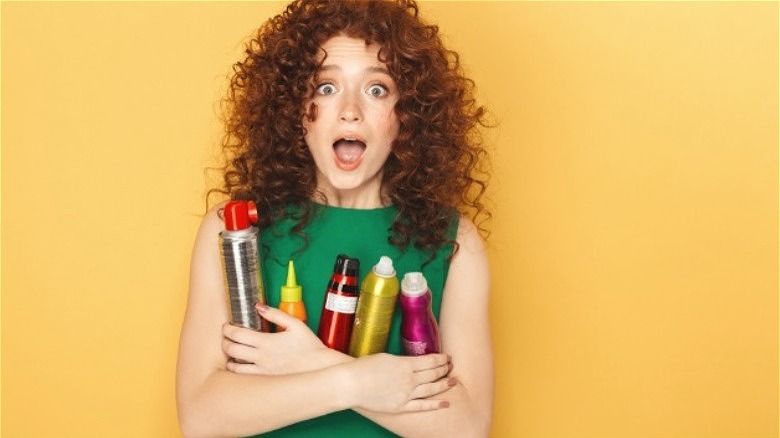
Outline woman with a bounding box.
[176,1,492,436]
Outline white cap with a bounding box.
[401,272,428,297]
[373,255,395,277]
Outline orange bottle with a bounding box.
[278,260,307,323]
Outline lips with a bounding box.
[333,137,366,170]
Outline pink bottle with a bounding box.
[400,272,440,355]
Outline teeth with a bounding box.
[344,137,357,141]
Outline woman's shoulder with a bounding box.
[202,201,228,226]
[454,215,486,255]
[192,201,229,246]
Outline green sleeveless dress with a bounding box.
[250,203,457,438]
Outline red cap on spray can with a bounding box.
[224,201,259,231]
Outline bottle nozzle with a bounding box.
[224,200,259,231]
[281,260,302,302]
[401,272,428,297]
[288,260,297,285]
[373,255,396,277]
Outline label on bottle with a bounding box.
[325,293,358,314]
[402,338,428,355]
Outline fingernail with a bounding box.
[256,304,269,312]
[440,401,450,408]
[448,378,457,387]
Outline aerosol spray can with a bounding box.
[317,254,359,353]
[400,272,440,355]
[348,256,399,357]
[219,200,270,333]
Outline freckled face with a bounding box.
[303,36,400,201]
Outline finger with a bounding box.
[226,360,262,375]
[413,363,451,385]
[222,323,259,345]
[255,304,302,331]
[409,353,450,372]
[221,338,256,363]
[411,377,457,400]
[401,399,450,413]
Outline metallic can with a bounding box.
[348,256,399,357]
[219,201,270,333]
[400,272,440,355]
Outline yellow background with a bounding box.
[2,2,777,437]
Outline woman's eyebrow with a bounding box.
[318,64,391,76]
[365,66,391,75]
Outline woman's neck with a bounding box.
[312,181,390,209]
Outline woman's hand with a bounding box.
[222,304,332,375]
[223,305,456,414]
[345,352,456,413]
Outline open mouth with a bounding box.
[333,137,366,169]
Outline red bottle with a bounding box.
[318,254,360,352]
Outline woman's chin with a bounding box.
[317,171,384,198]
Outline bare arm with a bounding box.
[222,217,494,437]
[353,217,494,437]
[175,205,453,438]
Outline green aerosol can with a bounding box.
[348,256,400,357]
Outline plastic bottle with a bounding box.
[400,272,440,355]
[219,200,271,333]
[348,256,400,357]
[317,254,360,353]
[278,260,307,324]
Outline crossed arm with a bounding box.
[175,205,493,438]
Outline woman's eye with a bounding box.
[316,83,336,95]
[367,84,388,97]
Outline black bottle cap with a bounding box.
[333,254,359,277]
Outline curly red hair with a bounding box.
[213,0,490,254]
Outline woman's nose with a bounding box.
[339,92,362,122]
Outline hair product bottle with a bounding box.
[318,254,360,352]
[219,200,270,332]
[400,272,440,355]
[348,256,400,357]
[278,260,307,324]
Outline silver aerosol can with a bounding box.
[219,200,270,332]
